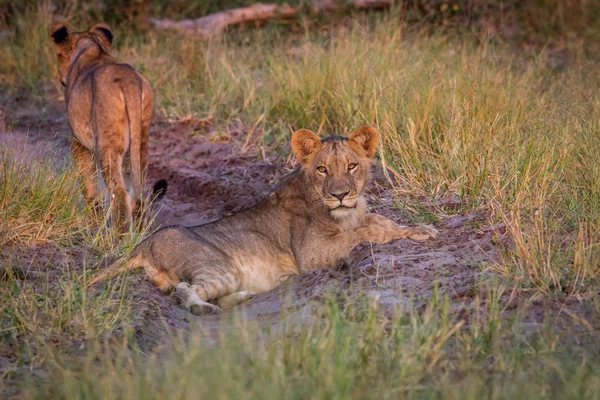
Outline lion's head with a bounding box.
[291,126,380,219]
[49,22,114,87]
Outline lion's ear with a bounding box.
[90,23,113,53]
[292,129,322,165]
[50,22,70,46]
[348,126,380,159]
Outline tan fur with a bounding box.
[50,22,154,232]
[124,126,438,314]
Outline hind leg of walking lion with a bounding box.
[50,22,155,232]
[121,126,439,315]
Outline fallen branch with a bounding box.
[149,1,395,37]
[149,3,298,37]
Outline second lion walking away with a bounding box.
[122,126,438,314]
[50,22,159,233]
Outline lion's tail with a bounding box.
[121,72,144,206]
[87,239,178,293]
[87,240,150,288]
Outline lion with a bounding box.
[50,22,155,232]
[118,126,438,314]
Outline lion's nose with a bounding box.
[332,191,349,201]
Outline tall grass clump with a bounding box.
[187,23,598,294]
[0,1,57,92]
[227,24,599,295]
[0,147,149,394]
[0,146,84,246]
[0,257,131,393]
[0,144,155,256]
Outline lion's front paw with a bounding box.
[365,215,439,243]
[406,224,439,241]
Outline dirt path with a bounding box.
[0,101,507,350]
[128,119,508,349]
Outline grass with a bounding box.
[0,257,130,358]
[0,145,151,253]
[0,1,56,93]
[19,290,600,399]
[0,148,151,397]
[0,146,82,247]
[1,1,600,398]
[112,20,600,294]
[0,257,132,398]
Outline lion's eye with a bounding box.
[317,166,327,174]
[348,163,357,171]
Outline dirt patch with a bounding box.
[147,120,287,227]
[1,99,592,354]
[122,118,509,350]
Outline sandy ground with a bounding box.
[126,118,506,349]
[1,96,592,357]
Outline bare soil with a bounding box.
[0,95,592,356]
[131,118,502,350]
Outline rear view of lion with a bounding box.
[116,126,438,314]
[50,22,155,232]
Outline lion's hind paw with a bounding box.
[175,282,222,315]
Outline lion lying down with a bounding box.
[124,126,438,314]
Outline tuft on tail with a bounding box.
[152,178,168,201]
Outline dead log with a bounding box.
[149,1,396,37]
[149,3,299,37]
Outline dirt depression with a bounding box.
[0,103,509,350]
